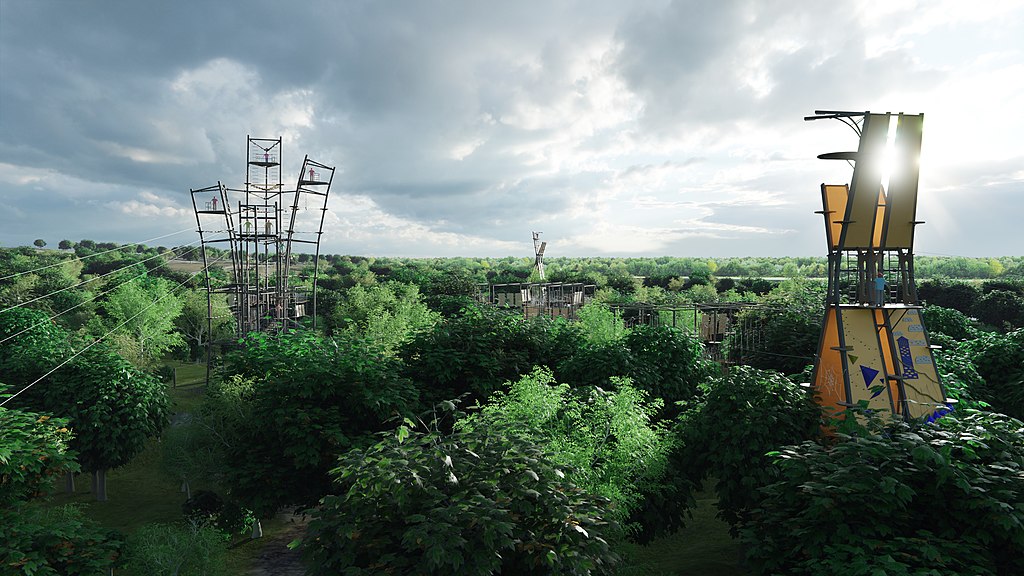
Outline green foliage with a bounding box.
[0,402,124,575]
[742,411,1024,575]
[0,404,76,506]
[575,302,624,346]
[1,308,170,474]
[917,278,981,313]
[460,368,672,528]
[303,404,620,575]
[727,279,824,375]
[622,325,715,414]
[921,304,976,340]
[221,330,418,516]
[959,329,1024,419]
[677,366,821,533]
[175,290,233,362]
[402,305,570,405]
[971,289,1024,331]
[932,344,989,411]
[328,281,440,354]
[0,504,124,575]
[101,276,185,367]
[122,522,228,576]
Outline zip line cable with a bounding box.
[0,228,195,282]
[0,257,225,408]
[0,248,222,348]
[0,243,201,316]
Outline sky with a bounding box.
[1,0,1022,258]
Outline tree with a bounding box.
[32,239,46,248]
[0,401,124,572]
[175,289,233,362]
[303,403,620,575]
[101,275,184,367]
[1,308,169,501]
[58,239,73,250]
[328,281,440,355]
[219,330,419,517]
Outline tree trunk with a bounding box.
[251,519,263,539]
[92,469,108,501]
[64,471,75,493]
[180,480,191,499]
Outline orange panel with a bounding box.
[813,308,846,418]
[821,184,849,250]
[886,307,946,419]
[874,308,902,416]
[883,114,924,248]
[842,113,890,249]
[838,307,895,414]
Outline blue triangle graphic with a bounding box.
[859,365,879,388]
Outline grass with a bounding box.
[40,362,291,573]
[620,486,748,576]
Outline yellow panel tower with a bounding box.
[806,110,951,421]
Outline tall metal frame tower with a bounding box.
[190,137,334,374]
[533,231,546,281]
[805,110,950,421]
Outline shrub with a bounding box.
[971,290,1024,331]
[303,404,620,575]
[676,366,822,532]
[459,368,672,530]
[122,522,228,576]
[742,411,1024,576]
[221,330,418,516]
[921,305,976,340]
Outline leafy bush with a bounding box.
[921,305,976,340]
[917,279,982,313]
[742,411,1024,576]
[122,522,228,576]
[959,329,1024,419]
[676,366,822,532]
[459,368,672,529]
[401,305,575,405]
[221,330,418,516]
[623,325,715,413]
[0,504,124,575]
[971,290,1024,331]
[304,404,620,575]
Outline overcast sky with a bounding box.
[1,1,1022,258]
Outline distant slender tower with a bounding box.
[533,231,547,281]
[805,110,951,421]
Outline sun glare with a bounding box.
[878,115,899,192]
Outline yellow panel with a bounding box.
[821,184,849,250]
[883,114,924,248]
[872,188,887,249]
[886,308,946,419]
[814,308,846,418]
[842,113,890,249]
[838,307,894,413]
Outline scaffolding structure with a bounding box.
[484,282,595,320]
[805,110,950,421]
[190,137,334,376]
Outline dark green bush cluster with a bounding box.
[304,406,620,576]
[677,366,822,532]
[743,410,1024,576]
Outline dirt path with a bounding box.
[246,510,309,576]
